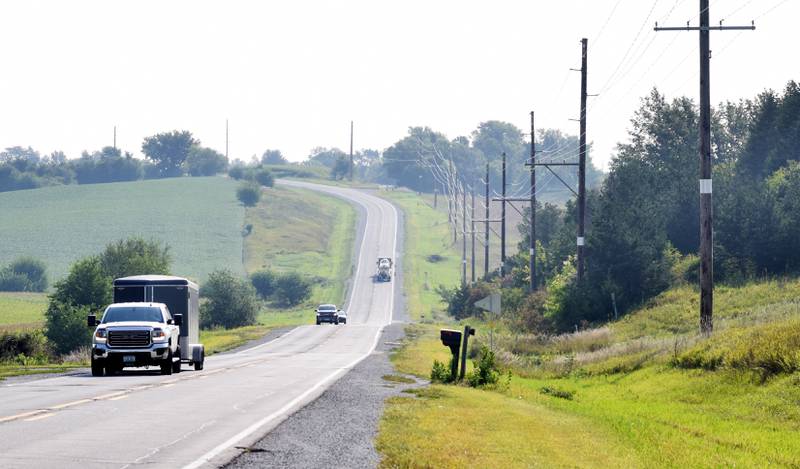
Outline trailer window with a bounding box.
[102,306,164,323]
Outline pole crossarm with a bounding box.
[654,23,755,32]
[492,198,532,202]
[526,162,579,166]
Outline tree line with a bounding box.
[442,81,800,333]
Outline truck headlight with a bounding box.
[94,329,107,343]
[152,328,167,342]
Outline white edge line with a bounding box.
[182,184,399,469]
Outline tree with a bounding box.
[306,147,347,168]
[200,270,258,328]
[250,270,276,299]
[254,168,275,187]
[273,272,312,307]
[236,183,261,206]
[99,238,171,281]
[141,130,198,177]
[185,146,228,176]
[3,257,47,292]
[45,256,111,353]
[261,149,287,165]
[330,156,351,180]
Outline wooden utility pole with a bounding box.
[471,188,476,284]
[500,152,507,275]
[484,162,490,277]
[529,111,536,291]
[462,188,467,286]
[113,126,117,150]
[655,1,754,335]
[349,120,354,181]
[434,188,438,209]
[577,38,588,282]
[225,119,229,160]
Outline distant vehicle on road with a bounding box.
[88,275,205,376]
[376,257,393,282]
[315,304,344,325]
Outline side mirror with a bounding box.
[166,318,174,325]
[173,314,183,326]
[87,315,97,327]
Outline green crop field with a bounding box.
[0,292,48,330]
[0,177,245,283]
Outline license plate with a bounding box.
[123,355,136,363]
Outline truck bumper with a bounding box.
[92,343,172,367]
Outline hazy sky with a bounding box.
[0,0,796,169]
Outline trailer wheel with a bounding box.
[91,358,104,377]
[172,356,182,373]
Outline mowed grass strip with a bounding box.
[0,292,48,329]
[0,177,244,283]
[378,190,461,321]
[244,185,356,325]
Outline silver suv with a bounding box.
[89,302,182,376]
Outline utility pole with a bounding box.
[529,111,536,291]
[113,126,117,150]
[471,187,476,284]
[450,159,457,244]
[577,38,588,282]
[349,120,354,181]
[500,152,507,275]
[434,188,438,209]
[655,1,755,335]
[462,188,467,286]
[225,119,229,160]
[484,162,490,277]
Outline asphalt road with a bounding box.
[0,180,400,469]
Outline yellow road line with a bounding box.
[108,395,128,401]
[24,413,55,422]
[0,410,46,423]
[50,399,92,410]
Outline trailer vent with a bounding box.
[108,330,151,348]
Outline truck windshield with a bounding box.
[102,307,163,323]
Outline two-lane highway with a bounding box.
[0,181,399,468]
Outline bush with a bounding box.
[254,168,275,187]
[200,270,258,329]
[185,147,228,176]
[430,358,455,383]
[228,166,245,180]
[250,270,276,299]
[236,183,261,207]
[48,257,111,313]
[466,345,502,388]
[273,272,313,307]
[0,330,50,361]
[6,257,48,291]
[44,301,93,355]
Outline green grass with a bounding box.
[0,292,48,330]
[244,185,356,325]
[378,190,461,321]
[0,177,245,283]
[378,189,800,467]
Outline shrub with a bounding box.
[273,272,313,307]
[430,358,455,383]
[228,166,245,180]
[254,168,275,187]
[185,147,228,176]
[466,345,502,387]
[236,183,261,207]
[0,330,50,361]
[200,269,258,329]
[44,301,93,355]
[539,386,574,400]
[250,270,276,299]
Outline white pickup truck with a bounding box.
[89,302,182,376]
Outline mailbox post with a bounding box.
[459,326,475,380]
[440,329,462,382]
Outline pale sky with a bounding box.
[0,0,796,170]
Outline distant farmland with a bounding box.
[0,177,245,283]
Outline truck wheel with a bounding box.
[91,358,104,377]
[160,351,173,375]
[316,320,320,325]
[105,364,117,376]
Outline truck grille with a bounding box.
[108,330,151,348]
